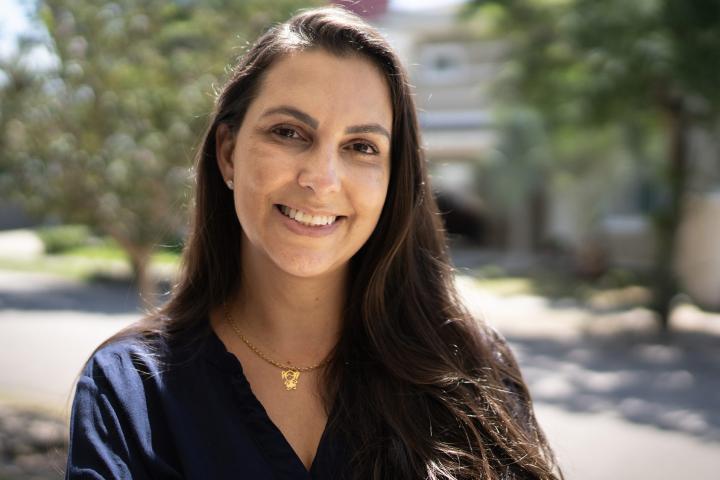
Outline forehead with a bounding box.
[248,49,393,128]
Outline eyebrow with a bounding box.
[261,105,391,141]
[345,124,391,141]
[262,106,318,129]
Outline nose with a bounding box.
[297,145,341,196]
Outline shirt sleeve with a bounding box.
[66,372,137,479]
[65,342,178,480]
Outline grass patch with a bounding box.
[470,265,652,310]
[0,254,128,280]
[62,238,181,265]
[63,243,128,261]
[0,233,181,281]
[473,277,533,296]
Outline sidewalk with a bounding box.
[1,269,719,479]
[455,275,720,479]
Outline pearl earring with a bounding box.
[226,179,234,190]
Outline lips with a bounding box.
[274,204,345,238]
[275,204,344,228]
[278,205,337,226]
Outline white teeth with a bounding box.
[279,205,337,226]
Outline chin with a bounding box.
[271,250,346,279]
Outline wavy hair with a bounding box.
[93,6,562,479]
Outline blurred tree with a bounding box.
[1,55,29,179]
[465,0,720,330]
[0,0,319,305]
[484,108,550,256]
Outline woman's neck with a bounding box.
[229,250,347,366]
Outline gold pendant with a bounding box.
[281,369,300,390]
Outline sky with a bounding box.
[0,0,32,58]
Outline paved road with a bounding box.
[0,270,139,414]
[1,269,719,479]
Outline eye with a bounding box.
[348,141,379,155]
[271,126,304,140]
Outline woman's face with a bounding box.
[217,49,392,279]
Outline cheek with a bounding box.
[352,166,389,221]
[234,143,287,199]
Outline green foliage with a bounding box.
[0,0,320,279]
[483,108,550,207]
[463,0,719,219]
[466,0,720,123]
[36,224,92,253]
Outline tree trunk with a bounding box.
[128,248,155,310]
[105,227,156,309]
[508,200,532,254]
[506,196,534,271]
[651,96,690,332]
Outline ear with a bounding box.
[216,123,236,184]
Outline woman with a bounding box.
[66,6,562,480]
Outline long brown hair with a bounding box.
[92,6,561,479]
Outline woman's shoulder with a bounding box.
[78,333,163,390]
[80,319,214,393]
[87,332,154,362]
[67,329,193,478]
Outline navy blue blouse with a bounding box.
[65,321,347,479]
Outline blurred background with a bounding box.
[0,0,718,478]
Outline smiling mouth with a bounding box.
[276,204,342,227]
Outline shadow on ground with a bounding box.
[0,281,140,314]
[508,328,720,443]
[0,277,174,315]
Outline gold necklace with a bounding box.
[222,303,331,391]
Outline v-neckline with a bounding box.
[205,324,335,478]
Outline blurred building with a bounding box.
[675,127,720,308]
